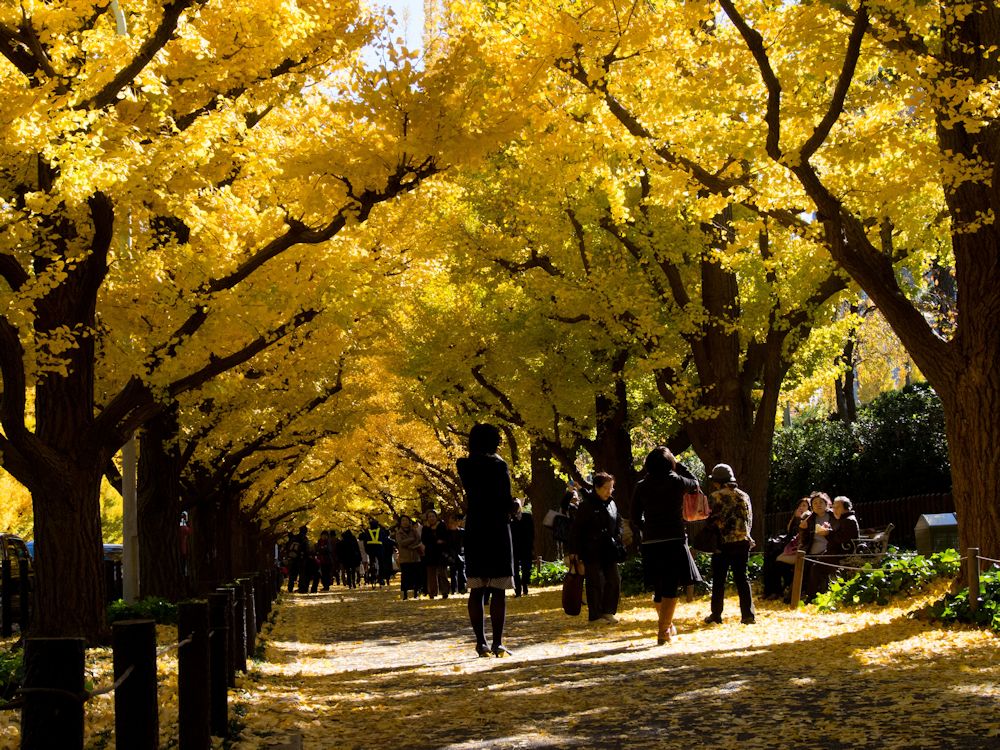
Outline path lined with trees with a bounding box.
[231,586,999,749]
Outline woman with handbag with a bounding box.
[631,447,703,644]
[568,473,624,623]
[457,423,519,657]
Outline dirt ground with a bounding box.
[228,583,1000,750]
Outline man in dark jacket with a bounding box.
[569,473,624,623]
[511,500,535,597]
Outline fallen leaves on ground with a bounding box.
[1,582,998,749]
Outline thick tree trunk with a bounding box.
[30,467,107,641]
[526,442,566,560]
[940,354,1000,561]
[138,410,186,600]
[587,353,637,517]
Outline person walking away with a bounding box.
[283,531,302,593]
[363,518,384,586]
[315,530,335,591]
[396,516,423,599]
[288,526,311,593]
[630,447,703,644]
[421,510,451,598]
[445,513,467,595]
[511,500,535,597]
[337,529,362,589]
[703,464,756,625]
[297,528,317,594]
[569,473,624,623]
[457,423,519,657]
[378,526,397,587]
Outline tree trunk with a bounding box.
[138,410,186,600]
[30,466,107,641]
[526,442,566,560]
[587,353,637,517]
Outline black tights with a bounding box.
[468,587,506,647]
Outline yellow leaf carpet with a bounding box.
[2,583,998,749]
[230,583,998,749]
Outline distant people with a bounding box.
[396,516,423,600]
[285,526,309,593]
[422,510,451,599]
[807,495,861,598]
[457,423,518,657]
[762,497,810,600]
[178,512,192,578]
[703,464,755,625]
[630,447,702,645]
[511,500,535,597]
[553,484,580,558]
[569,473,624,623]
[297,527,317,594]
[315,530,335,591]
[363,518,385,586]
[337,529,362,589]
[445,512,467,595]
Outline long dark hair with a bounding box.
[468,423,502,455]
[642,446,677,477]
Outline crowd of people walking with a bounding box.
[280,422,863,657]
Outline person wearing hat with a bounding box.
[703,463,756,625]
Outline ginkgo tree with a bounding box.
[457,0,991,553]
[0,0,524,640]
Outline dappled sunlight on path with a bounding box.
[234,585,999,749]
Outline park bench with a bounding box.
[839,523,895,569]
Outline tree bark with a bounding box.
[138,409,186,600]
[585,351,637,517]
[526,442,566,560]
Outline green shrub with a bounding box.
[813,549,961,610]
[768,382,951,512]
[924,568,1000,633]
[0,644,23,701]
[107,596,178,625]
[531,559,568,587]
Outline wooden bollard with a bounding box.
[207,593,230,737]
[20,637,85,750]
[238,578,256,661]
[229,584,247,673]
[968,548,981,613]
[790,550,807,608]
[252,574,265,634]
[215,587,237,688]
[113,619,158,750]
[1,558,11,637]
[178,600,211,750]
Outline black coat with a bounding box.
[630,468,699,544]
[827,512,861,556]
[457,453,516,579]
[571,490,624,564]
[511,512,535,561]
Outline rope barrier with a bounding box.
[977,555,1000,565]
[87,665,134,699]
[0,697,24,711]
[156,633,194,656]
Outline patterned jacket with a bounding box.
[709,486,753,545]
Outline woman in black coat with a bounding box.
[630,447,702,644]
[456,423,518,657]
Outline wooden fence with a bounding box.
[1,566,281,750]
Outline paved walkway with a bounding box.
[233,584,999,749]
